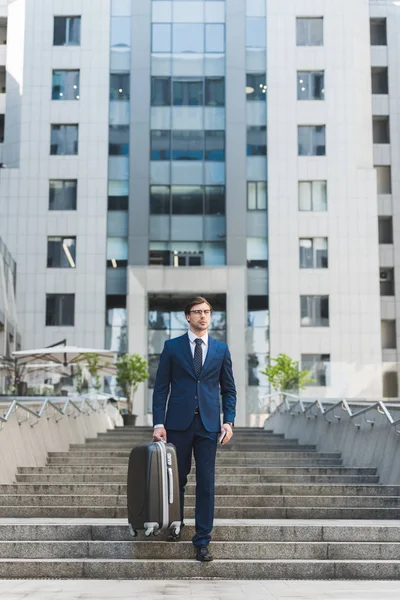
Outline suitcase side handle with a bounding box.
[167,466,174,504]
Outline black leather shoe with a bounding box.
[195,546,213,562]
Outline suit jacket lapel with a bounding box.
[181,333,197,378]
[201,335,216,378]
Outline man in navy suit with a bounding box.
[153,296,237,562]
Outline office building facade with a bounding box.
[0,0,397,424]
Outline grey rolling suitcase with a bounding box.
[127,441,181,538]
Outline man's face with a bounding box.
[186,302,212,332]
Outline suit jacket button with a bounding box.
[198,380,200,383]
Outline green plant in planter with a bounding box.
[74,364,89,394]
[84,353,105,392]
[116,353,149,416]
[260,353,315,393]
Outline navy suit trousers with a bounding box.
[167,414,218,547]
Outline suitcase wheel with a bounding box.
[145,527,155,537]
[172,527,180,537]
[128,525,138,538]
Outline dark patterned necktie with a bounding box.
[194,338,203,378]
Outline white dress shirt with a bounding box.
[154,330,208,429]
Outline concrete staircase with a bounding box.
[1,426,400,579]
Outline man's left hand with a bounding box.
[220,423,233,445]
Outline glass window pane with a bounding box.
[373,116,390,144]
[314,237,328,268]
[247,182,257,210]
[107,237,128,260]
[372,67,389,94]
[204,242,225,266]
[111,17,131,48]
[53,17,81,46]
[49,180,77,211]
[205,77,225,106]
[172,24,204,53]
[52,70,80,101]
[151,130,171,160]
[173,78,203,106]
[312,181,327,211]
[246,18,266,48]
[205,130,225,161]
[111,0,131,16]
[152,24,172,53]
[370,18,387,46]
[246,73,266,101]
[46,294,75,326]
[299,239,313,268]
[109,125,129,156]
[205,186,225,215]
[247,126,267,156]
[110,73,130,100]
[257,181,267,209]
[205,24,225,53]
[298,181,312,211]
[298,126,325,156]
[150,185,170,214]
[376,166,392,194]
[50,125,79,155]
[47,237,76,268]
[172,130,204,161]
[309,18,323,45]
[171,185,203,214]
[152,76,171,106]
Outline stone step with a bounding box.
[46,457,344,467]
[14,473,380,484]
[1,520,399,542]
[2,494,400,509]
[1,539,400,560]
[64,450,330,459]
[18,466,375,476]
[2,483,398,496]
[1,506,399,519]
[1,557,400,579]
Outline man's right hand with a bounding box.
[153,426,167,443]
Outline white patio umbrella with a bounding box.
[12,346,116,367]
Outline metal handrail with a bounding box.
[0,395,109,430]
[272,394,400,435]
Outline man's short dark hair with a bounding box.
[184,296,213,316]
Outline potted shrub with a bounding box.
[116,353,149,426]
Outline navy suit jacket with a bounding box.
[152,333,237,433]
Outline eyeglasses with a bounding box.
[190,310,212,316]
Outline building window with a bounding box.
[298,125,326,156]
[46,294,75,326]
[205,77,225,107]
[383,371,398,398]
[172,130,204,161]
[370,18,387,46]
[299,238,328,268]
[172,186,203,215]
[373,116,390,144]
[106,295,127,354]
[47,237,76,268]
[109,125,129,156]
[110,73,130,100]
[205,23,225,53]
[382,320,396,349]
[376,166,392,194]
[52,70,80,100]
[151,130,171,160]
[150,186,170,215]
[300,296,329,327]
[50,125,79,155]
[247,237,268,269]
[151,77,171,106]
[297,71,324,100]
[205,186,225,215]
[205,130,225,161]
[301,354,330,387]
[0,17,7,45]
[380,268,394,296]
[298,181,327,211]
[173,78,203,106]
[246,73,267,101]
[379,217,393,244]
[108,180,128,211]
[247,182,267,210]
[247,126,267,156]
[53,16,81,46]
[371,67,389,94]
[152,24,172,53]
[0,66,6,93]
[49,180,77,211]
[296,17,323,46]
[0,114,4,143]
[107,237,128,268]
[246,18,266,48]
[149,242,225,267]
[173,23,204,53]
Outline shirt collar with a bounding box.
[188,329,208,346]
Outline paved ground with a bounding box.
[0,580,399,599]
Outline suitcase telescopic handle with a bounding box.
[168,467,174,504]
